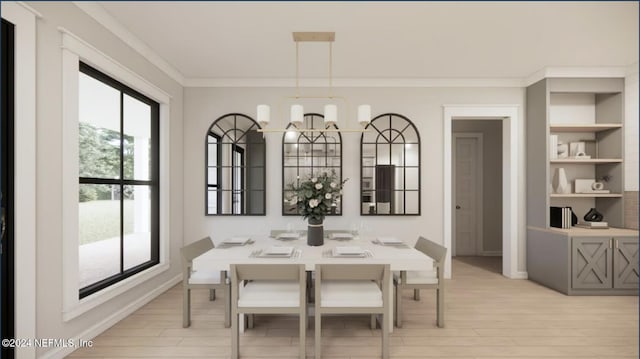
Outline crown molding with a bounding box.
[72,1,185,86]
[183,77,524,88]
[524,66,628,86]
[15,1,43,18]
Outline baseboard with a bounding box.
[480,251,502,256]
[39,274,182,359]
[510,271,529,279]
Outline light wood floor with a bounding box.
[68,257,638,358]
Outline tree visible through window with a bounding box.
[78,62,159,298]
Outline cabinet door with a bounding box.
[571,237,612,289]
[613,237,639,289]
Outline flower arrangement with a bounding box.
[287,171,347,222]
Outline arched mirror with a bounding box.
[360,113,420,215]
[206,113,265,215]
[283,113,343,215]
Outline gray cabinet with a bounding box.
[613,237,639,289]
[571,236,638,291]
[528,227,638,295]
[571,237,612,289]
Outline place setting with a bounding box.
[371,237,410,248]
[217,237,254,249]
[326,232,355,241]
[250,246,301,259]
[323,246,372,258]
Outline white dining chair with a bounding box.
[231,264,307,359]
[394,236,447,328]
[180,236,230,328]
[314,264,390,359]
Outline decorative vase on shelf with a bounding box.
[584,208,604,222]
[552,167,570,194]
[307,217,324,246]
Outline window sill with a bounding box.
[63,263,169,322]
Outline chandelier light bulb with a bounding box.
[324,104,337,126]
[290,104,304,127]
[257,104,270,127]
[358,104,371,127]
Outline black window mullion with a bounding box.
[119,91,124,274]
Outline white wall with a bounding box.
[26,3,184,356]
[183,86,525,268]
[453,120,503,254]
[625,67,639,191]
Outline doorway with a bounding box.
[444,105,521,279]
[1,17,15,358]
[452,133,483,256]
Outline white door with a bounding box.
[453,134,482,256]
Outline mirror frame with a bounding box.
[205,113,266,216]
[282,113,343,216]
[360,113,421,216]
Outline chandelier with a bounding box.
[256,32,371,133]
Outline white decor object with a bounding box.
[574,179,610,194]
[557,143,569,159]
[552,167,571,194]
[256,32,370,133]
[549,135,558,160]
[569,141,586,157]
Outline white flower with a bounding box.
[309,199,319,208]
[315,183,323,190]
[311,177,317,183]
[325,193,332,199]
[290,196,298,204]
[330,182,337,188]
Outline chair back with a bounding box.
[180,236,215,271]
[231,264,305,282]
[415,237,447,266]
[315,264,389,282]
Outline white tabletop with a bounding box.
[193,236,433,272]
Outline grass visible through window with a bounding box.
[79,200,134,245]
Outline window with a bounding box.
[78,62,159,298]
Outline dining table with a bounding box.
[192,232,434,333]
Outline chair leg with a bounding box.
[314,312,321,359]
[395,285,402,328]
[437,287,445,328]
[210,289,216,301]
[248,314,255,329]
[224,285,231,328]
[299,310,306,359]
[231,311,239,359]
[370,314,377,329]
[381,311,389,359]
[413,288,420,301]
[182,287,191,328]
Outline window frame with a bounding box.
[62,29,171,322]
[78,62,160,299]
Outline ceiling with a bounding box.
[96,1,638,81]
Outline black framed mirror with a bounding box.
[282,113,343,215]
[205,113,265,215]
[360,113,420,215]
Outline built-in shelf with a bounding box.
[550,193,623,198]
[550,159,623,164]
[549,123,622,132]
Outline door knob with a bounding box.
[455,205,461,209]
